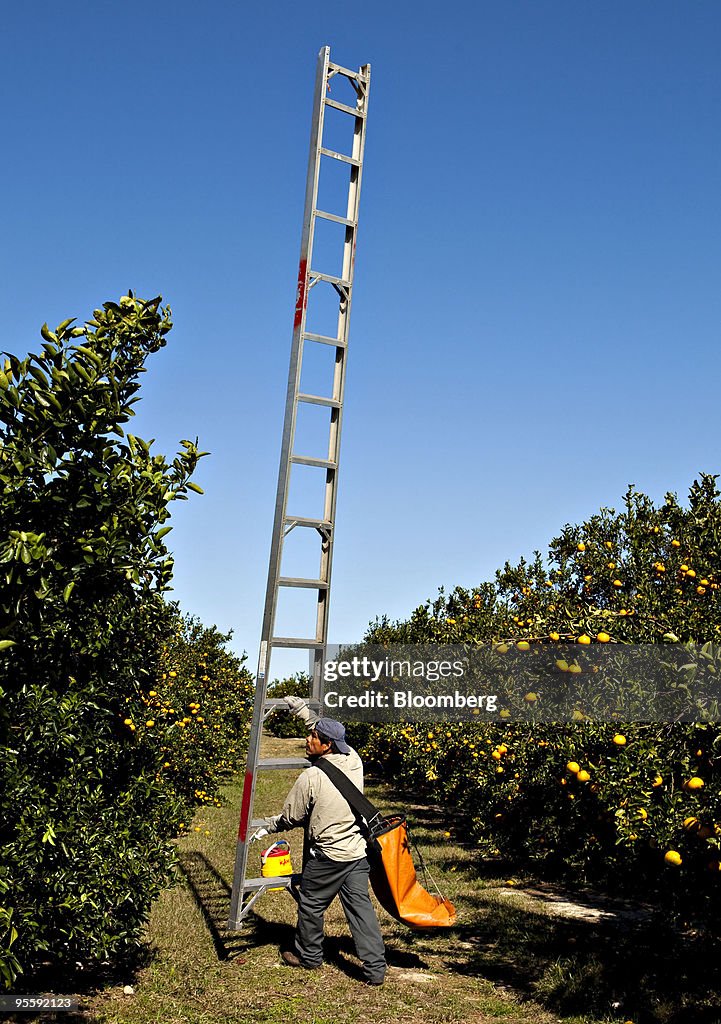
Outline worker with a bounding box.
[250,698,386,986]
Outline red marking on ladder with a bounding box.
[238,771,254,841]
[293,259,308,329]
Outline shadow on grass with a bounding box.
[1,945,155,1023]
[176,851,424,984]
[404,882,721,1024]
[369,779,721,1022]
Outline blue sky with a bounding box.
[2,2,720,682]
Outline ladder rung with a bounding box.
[290,455,337,469]
[328,61,369,84]
[283,516,332,529]
[309,271,351,288]
[297,393,341,409]
[303,331,346,348]
[324,96,366,118]
[264,698,321,710]
[278,577,329,589]
[271,637,325,648]
[314,209,356,228]
[257,757,310,770]
[320,147,361,167]
[242,876,298,891]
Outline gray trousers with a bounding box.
[295,853,386,982]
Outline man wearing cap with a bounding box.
[251,699,386,986]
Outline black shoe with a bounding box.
[365,976,385,986]
[281,949,321,970]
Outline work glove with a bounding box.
[284,695,319,727]
[249,827,269,842]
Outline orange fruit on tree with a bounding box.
[567,761,580,774]
[613,734,627,745]
[664,850,682,866]
[685,777,704,791]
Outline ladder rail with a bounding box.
[227,45,370,932]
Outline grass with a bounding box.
[10,736,721,1024]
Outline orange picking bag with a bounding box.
[315,762,456,929]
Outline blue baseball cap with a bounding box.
[314,718,351,754]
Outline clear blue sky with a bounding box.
[2,2,720,682]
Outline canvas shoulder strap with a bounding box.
[313,758,385,836]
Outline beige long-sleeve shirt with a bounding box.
[266,748,367,862]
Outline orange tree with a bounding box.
[132,614,254,812]
[0,296,251,987]
[356,477,721,918]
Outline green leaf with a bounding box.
[41,323,58,343]
[63,582,75,603]
[0,640,15,651]
[186,482,204,494]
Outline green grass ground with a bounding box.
[14,736,721,1024]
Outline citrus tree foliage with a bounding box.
[137,615,254,809]
[0,297,210,984]
[360,478,721,919]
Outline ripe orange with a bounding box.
[566,761,580,774]
[577,770,591,782]
[577,542,586,552]
[578,634,591,645]
[612,579,623,588]
[664,850,682,866]
[597,632,611,643]
[685,777,704,791]
[549,631,560,641]
[613,734,627,745]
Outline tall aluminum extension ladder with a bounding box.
[227,46,371,931]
